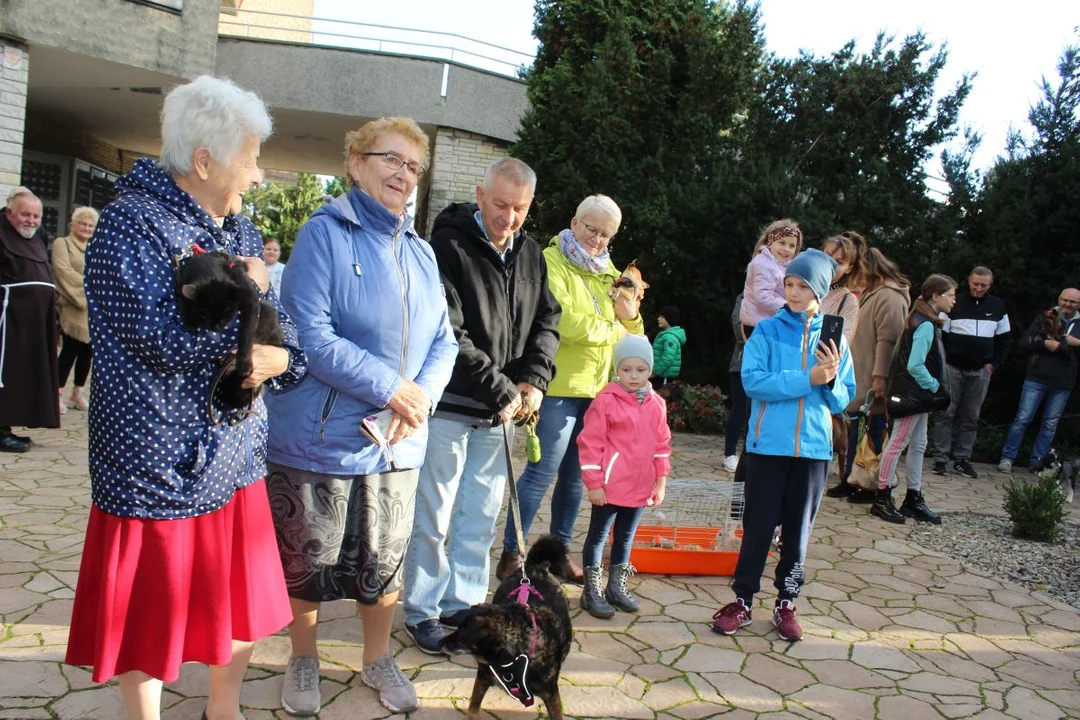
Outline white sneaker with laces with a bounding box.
[723,455,738,472]
[997,458,1013,473]
[362,654,418,713]
[281,656,321,716]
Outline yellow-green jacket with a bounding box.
[543,238,645,398]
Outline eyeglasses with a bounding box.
[361,151,426,178]
[579,221,614,242]
[1060,297,1080,305]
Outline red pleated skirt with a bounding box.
[65,480,292,683]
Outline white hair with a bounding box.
[6,186,33,208]
[159,75,273,176]
[575,194,622,227]
[483,157,536,193]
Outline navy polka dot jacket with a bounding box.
[84,158,307,519]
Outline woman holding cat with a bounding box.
[66,76,307,720]
[264,117,457,716]
[495,194,645,585]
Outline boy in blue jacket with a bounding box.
[711,249,855,641]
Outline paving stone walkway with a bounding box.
[1,410,1078,719]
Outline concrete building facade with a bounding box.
[0,0,526,236]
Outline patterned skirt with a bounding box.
[266,463,419,603]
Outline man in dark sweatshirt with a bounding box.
[401,158,562,653]
[932,267,1011,478]
[998,288,1080,472]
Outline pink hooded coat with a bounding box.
[578,382,673,507]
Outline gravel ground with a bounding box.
[909,512,1080,609]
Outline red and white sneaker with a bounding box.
[711,598,752,635]
[773,599,803,641]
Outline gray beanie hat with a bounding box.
[614,334,654,373]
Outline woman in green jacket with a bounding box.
[496,195,645,582]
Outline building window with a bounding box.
[125,0,184,12]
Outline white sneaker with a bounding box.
[997,459,1013,473]
[723,455,738,472]
[281,656,321,716]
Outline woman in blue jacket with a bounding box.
[711,249,855,643]
[264,118,457,716]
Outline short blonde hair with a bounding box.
[71,206,99,226]
[343,117,430,185]
[574,194,622,228]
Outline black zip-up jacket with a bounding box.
[1018,307,1080,390]
[430,202,561,420]
[941,292,1011,371]
[887,313,950,419]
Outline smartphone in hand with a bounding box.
[360,408,397,470]
[818,314,844,353]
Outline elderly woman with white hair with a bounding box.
[52,205,99,414]
[495,194,645,585]
[64,76,307,720]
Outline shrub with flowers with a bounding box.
[660,381,728,434]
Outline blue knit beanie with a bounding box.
[614,334,654,373]
[784,249,838,302]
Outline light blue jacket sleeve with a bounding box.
[907,322,940,393]
[825,337,856,414]
[741,329,812,401]
[282,219,402,407]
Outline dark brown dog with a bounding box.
[1042,308,1063,339]
[441,535,573,720]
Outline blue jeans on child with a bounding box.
[582,504,645,567]
[1001,379,1072,465]
[403,417,510,626]
[502,395,592,553]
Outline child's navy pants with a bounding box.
[732,453,827,604]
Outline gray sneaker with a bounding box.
[362,654,418,713]
[281,656,321,716]
[998,458,1013,473]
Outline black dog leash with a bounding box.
[502,421,531,582]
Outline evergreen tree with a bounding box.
[513,0,764,380]
[741,32,972,281]
[243,174,343,258]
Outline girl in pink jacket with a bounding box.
[739,219,802,331]
[577,335,672,618]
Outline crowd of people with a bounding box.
[0,73,1076,718]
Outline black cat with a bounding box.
[175,249,285,414]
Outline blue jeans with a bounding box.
[1001,379,1072,464]
[502,395,592,553]
[582,504,645,567]
[402,417,511,625]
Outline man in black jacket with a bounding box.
[401,158,561,653]
[997,288,1080,472]
[932,267,1011,478]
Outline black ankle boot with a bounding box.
[901,489,941,524]
[605,563,639,612]
[871,488,906,524]
[825,480,857,498]
[581,565,615,618]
